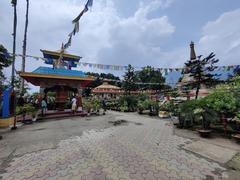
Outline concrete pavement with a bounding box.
[0,111,238,179]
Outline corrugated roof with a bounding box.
[33,67,86,77]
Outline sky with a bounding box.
[1,0,240,92]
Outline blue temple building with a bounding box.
[20,49,94,109]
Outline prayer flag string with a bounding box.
[1,52,239,76]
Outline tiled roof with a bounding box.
[33,67,86,77]
[93,82,121,90]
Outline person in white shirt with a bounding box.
[71,96,77,114]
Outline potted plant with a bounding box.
[31,107,39,122]
[19,104,38,124]
[232,112,240,143]
[170,103,180,125]
[120,101,128,112]
[177,100,199,128]
[149,101,160,116]
[16,105,27,121]
[137,99,149,114]
[92,98,102,115]
[137,101,144,114]
[83,99,92,116]
[194,107,212,137]
[159,101,172,118]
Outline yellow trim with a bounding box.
[40,49,81,59]
[20,72,94,81]
[0,117,14,128]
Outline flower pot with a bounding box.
[32,115,38,122]
[159,111,170,118]
[232,134,240,143]
[197,129,212,138]
[0,117,14,128]
[171,116,179,125]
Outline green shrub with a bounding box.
[120,95,138,112]
[16,104,37,116]
[205,90,237,116]
[178,100,200,128]
[137,99,150,114]
[120,101,128,112]
[92,97,102,112]
[83,98,93,113]
[148,100,159,116]
[159,101,174,112]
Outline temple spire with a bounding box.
[190,41,196,60]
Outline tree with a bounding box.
[5,75,30,95]
[10,75,30,95]
[86,72,121,87]
[122,64,137,94]
[0,45,12,90]
[20,0,29,94]
[204,87,237,134]
[184,53,219,99]
[233,68,240,76]
[136,66,165,91]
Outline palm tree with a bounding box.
[20,0,29,94]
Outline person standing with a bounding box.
[17,94,25,107]
[71,96,77,114]
[76,94,83,112]
[17,94,26,121]
[102,98,107,115]
[41,98,47,117]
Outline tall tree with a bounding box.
[0,45,12,90]
[233,66,240,76]
[136,66,165,91]
[122,64,137,94]
[184,53,219,99]
[11,75,30,95]
[20,0,29,94]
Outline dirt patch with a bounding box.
[31,128,46,131]
[108,120,128,126]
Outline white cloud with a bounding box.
[0,0,177,92]
[1,0,176,69]
[96,0,176,67]
[199,9,240,65]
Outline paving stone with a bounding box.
[0,112,228,179]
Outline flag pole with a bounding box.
[11,0,18,130]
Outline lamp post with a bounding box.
[11,0,18,130]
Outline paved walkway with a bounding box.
[0,112,230,179]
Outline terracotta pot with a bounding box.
[232,134,240,143]
[197,129,212,138]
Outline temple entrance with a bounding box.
[44,85,78,111]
